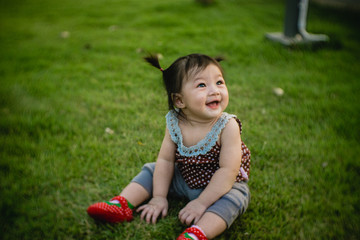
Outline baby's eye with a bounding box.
[216,80,225,85]
[197,83,206,88]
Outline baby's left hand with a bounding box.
[178,199,207,225]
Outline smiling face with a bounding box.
[174,64,229,121]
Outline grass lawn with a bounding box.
[1,0,359,239]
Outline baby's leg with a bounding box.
[177,214,225,240]
[200,181,250,238]
[123,162,156,205]
[120,182,150,207]
[178,182,250,239]
[87,163,155,223]
[196,212,227,239]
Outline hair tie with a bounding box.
[160,68,164,72]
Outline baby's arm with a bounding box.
[179,118,242,225]
[137,128,176,224]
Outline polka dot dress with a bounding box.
[174,117,251,189]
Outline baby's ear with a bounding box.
[172,93,185,109]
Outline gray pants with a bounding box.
[131,162,250,228]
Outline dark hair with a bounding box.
[144,53,224,112]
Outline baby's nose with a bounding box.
[209,86,220,95]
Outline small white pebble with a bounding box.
[108,25,118,31]
[60,31,70,38]
[157,53,163,60]
[273,87,284,96]
[105,127,114,134]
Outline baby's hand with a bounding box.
[137,196,168,224]
[178,199,207,225]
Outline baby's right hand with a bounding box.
[136,196,168,224]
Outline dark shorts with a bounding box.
[131,162,250,228]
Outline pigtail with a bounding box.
[144,54,164,72]
[214,56,225,62]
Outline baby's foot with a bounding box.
[87,196,133,223]
[177,226,208,240]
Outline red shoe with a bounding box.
[87,196,133,223]
[177,226,208,240]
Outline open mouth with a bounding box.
[206,100,220,109]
